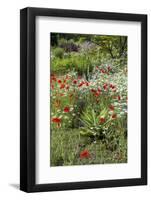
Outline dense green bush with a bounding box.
[52,56,93,75]
[53,47,64,59]
[51,51,102,75]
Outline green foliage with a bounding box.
[53,47,64,59]
[92,35,127,59]
[51,53,98,75]
[51,35,127,76]
[50,129,127,166]
[51,33,127,59]
[79,107,109,138]
[50,129,81,166]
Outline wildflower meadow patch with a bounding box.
[50,33,127,166]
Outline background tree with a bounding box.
[92,35,127,59]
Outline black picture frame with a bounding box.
[20,7,147,192]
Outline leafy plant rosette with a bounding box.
[79,106,117,139]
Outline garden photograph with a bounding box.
[50,32,128,166]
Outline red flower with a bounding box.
[110,84,113,88]
[64,106,70,113]
[80,150,90,159]
[111,85,116,89]
[118,95,121,101]
[109,105,114,111]
[60,84,65,89]
[103,83,108,90]
[98,88,101,93]
[99,117,105,123]
[91,89,96,93]
[112,114,117,119]
[58,80,62,84]
[85,82,89,86]
[78,82,84,87]
[51,76,57,82]
[107,66,111,71]
[66,85,69,90]
[73,80,77,84]
[94,91,100,97]
[100,69,106,74]
[52,117,61,123]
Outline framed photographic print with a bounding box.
[20,7,147,192]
